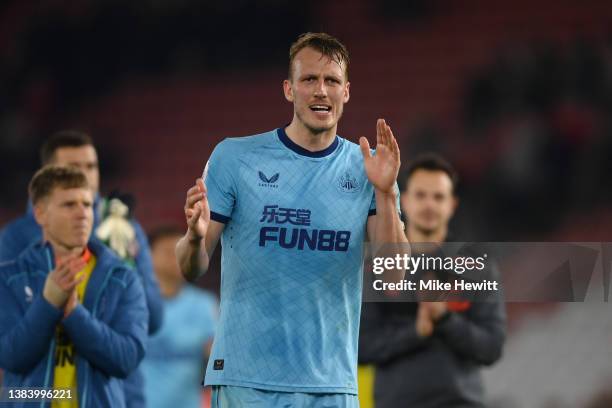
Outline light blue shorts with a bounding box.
[211,385,359,408]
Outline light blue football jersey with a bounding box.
[142,286,217,408]
[202,127,392,394]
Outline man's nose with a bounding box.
[313,80,327,97]
[75,204,89,217]
[420,198,437,210]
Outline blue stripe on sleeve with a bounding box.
[211,211,231,224]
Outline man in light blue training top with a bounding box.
[175,32,408,407]
[142,226,217,408]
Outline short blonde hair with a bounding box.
[29,165,89,204]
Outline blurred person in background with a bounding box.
[176,32,405,407]
[359,153,506,407]
[0,131,163,408]
[141,226,217,408]
[0,166,148,408]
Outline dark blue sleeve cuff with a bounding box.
[210,211,231,224]
[367,209,402,218]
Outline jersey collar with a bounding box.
[277,127,339,158]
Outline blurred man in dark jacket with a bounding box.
[359,153,506,408]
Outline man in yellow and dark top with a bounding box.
[0,130,164,408]
[359,154,506,408]
[52,247,95,408]
[0,166,148,408]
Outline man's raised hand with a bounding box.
[184,178,210,243]
[416,302,434,338]
[43,256,86,308]
[359,119,401,195]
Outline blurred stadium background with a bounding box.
[1,1,611,407]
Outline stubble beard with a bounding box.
[414,221,441,238]
[295,106,343,136]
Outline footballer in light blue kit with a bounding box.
[176,32,407,408]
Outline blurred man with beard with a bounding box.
[359,153,506,408]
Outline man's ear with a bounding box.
[450,196,459,217]
[283,79,294,103]
[33,201,47,228]
[344,81,350,103]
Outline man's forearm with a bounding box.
[175,235,209,282]
[373,189,408,282]
[374,189,407,244]
[0,295,62,373]
[374,190,408,244]
[434,311,505,365]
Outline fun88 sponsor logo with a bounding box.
[258,205,351,252]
